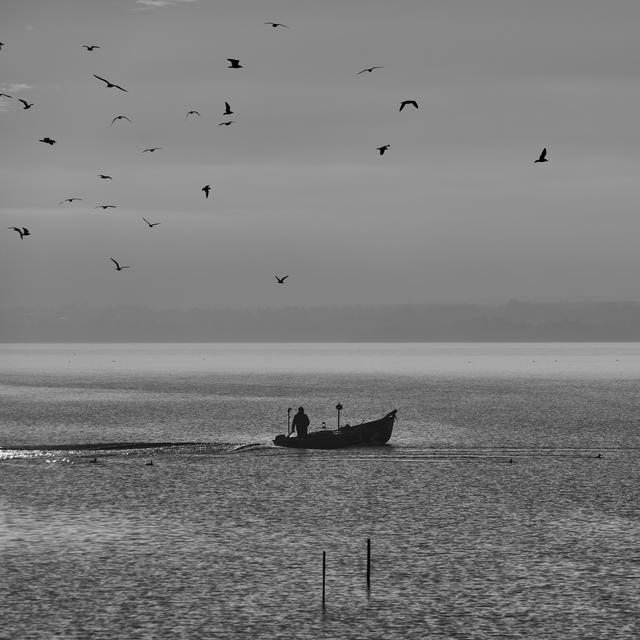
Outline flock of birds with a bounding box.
[2,25,550,282]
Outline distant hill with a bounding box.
[2,300,640,342]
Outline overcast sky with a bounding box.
[2,0,640,310]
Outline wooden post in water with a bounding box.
[366,538,371,594]
[322,551,326,610]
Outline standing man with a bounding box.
[291,407,310,438]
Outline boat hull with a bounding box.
[273,410,396,449]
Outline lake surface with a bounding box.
[1,343,639,639]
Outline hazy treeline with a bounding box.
[3,300,640,342]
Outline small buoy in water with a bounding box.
[145,460,154,466]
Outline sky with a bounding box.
[2,0,640,310]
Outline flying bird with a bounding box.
[265,22,289,28]
[377,144,390,156]
[59,197,83,204]
[95,205,116,210]
[18,99,34,109]
[110,258,130,271]
[357,66,383,74]
[143,217,161,228]
[202,184,212,199]
[227,58,243,69]
[0,43,4,51]
[9,226,30,239]
[142,147,162,152]
[534,147,548,163]
[39,137,56,145]
[110,115,132,126]
[83,45,100,51]
[0,93,12,99]
[223,101,233,115]
[218,120,235,126]
[93,74,128,92]
[399,100,418,112]
[185,110,200,119]
[275,275,289,284]
[98,174,112,179]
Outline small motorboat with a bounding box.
[273,410,397,449]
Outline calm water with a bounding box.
[1,343,639,639]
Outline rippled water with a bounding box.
[1,344,639,639]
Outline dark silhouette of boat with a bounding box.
[274,410,397,449]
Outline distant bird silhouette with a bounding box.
[110,258,130,271]
[39,137,56,145]
[142,147,162,152]
[93,74,127,92]
[275,275,289,284]
[0,93,12,99]
[145,460,154,466]
[9,226,30,239]
[265,22,289,28]
[98,174,112,179]
[223,101,233,115]
[596,453,602,459]
[202,184,212,199]
[377,144,390,155]
[143,217,161,228]
[95,204,116,210]
[59,197,83,204]
[357,66,383,74]
[18,99,34,109]
[89,457,98,463]
[185,110,200,119]
[399,100,418,112]
[83,45,100,51]
[110,115,131,126]
[227,58,242,69]
[218,120,235,126]
[534,147,548,163]
[0,43,4,51]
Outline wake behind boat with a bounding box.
[274,410,397,449]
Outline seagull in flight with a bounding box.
[534,147,549,163]
[110,115,132,126]
[357,66,383,74]
[143,217,161,228]
[185,110,200,119]
[227,58,243,69]
[218,120,235,126]
[93,74,128,92]
[59,197,83,204]
[95,204,116,210]
[265,22,289,28]
[110,258,130,271]
[223,101,233,115]
[83,45,100,51]
[18,99,34,109]
[9,226,30,239]
[399,100,418,112]
[142,147,162,152]
[39,137,56,145]
[98,174,112,179]
[202,184,212,199]
[275,275,289,284]
[377,144,390,156]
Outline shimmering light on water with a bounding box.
[1,343,639,639]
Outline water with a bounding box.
[1,343,639,639]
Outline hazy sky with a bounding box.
[2,0,640,309]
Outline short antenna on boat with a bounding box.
[287,407,292,436]
[336,403,343,429]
